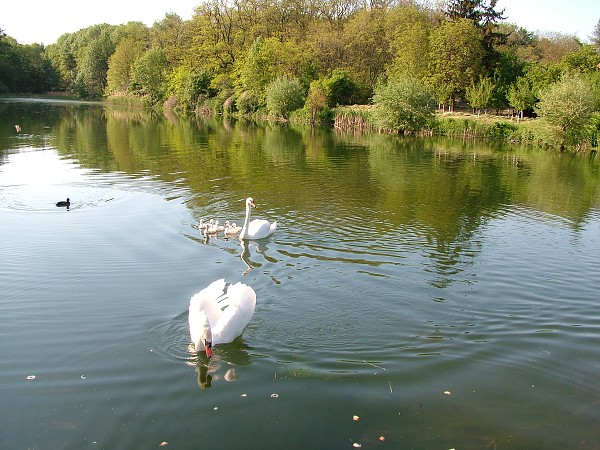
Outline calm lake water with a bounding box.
[1,98,599,449]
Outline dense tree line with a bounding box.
[1,0,600,147]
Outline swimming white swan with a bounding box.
[189,279,256,358]
[239,197,277,240]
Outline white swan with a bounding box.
[239,197,277,240]
[189,279,256,358]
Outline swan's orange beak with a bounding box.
[250,200,256,208]
[204,341,213,359]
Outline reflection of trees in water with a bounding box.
[40,103,600,277]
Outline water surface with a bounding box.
[1,99,599,449]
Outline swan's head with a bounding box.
[199,315,213,359]
[204,339,213,359]
[246,197,256,208]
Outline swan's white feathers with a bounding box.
[211,282,256,343]
[189,279,256,351]
[239,197,277,240]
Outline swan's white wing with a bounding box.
[212,282,256,344]
[189,279,226,347]
[248,219,277,239]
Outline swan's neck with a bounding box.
[195,313,213,352]
[240,202,252,239]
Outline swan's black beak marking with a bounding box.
[204,340,213,359]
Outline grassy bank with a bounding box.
[330,106,599,152]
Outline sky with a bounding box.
[1,0,599,46]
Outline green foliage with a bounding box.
[372,76,435,133]
[431,116,518,140]
[237,90,260,115]
[304,80,332,125]
[465,76,495,114]
[506,76,536,118]
[321,70,357,107]
[560,44,600,75]
[166,67,212,113]
[386,4,433,80]
[130,47,169,107]
[535,74,596,148]
[427,18,486,107]
[106,38,143,95]
[265,76,305,119]
[0,31,58,93]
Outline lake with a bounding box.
[1,98,599,449]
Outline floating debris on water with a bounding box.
[159,442,168,447]
[81,374,88,380]
[26,375,36,380]
[271,393,279,398]
[353,443,362,448]
[444,390,452,396]
[241,393,247,397]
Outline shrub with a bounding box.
[265,76,305,119]
[372,76,435,133]
[535,74,595,149]
[237,91,260,115]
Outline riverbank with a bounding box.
[328,105,599,153]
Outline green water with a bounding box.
[1,98,599,449]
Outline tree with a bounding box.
[465,76,495,116]
[372,76,435,133]
[151,13,185,66]
[130,47,169,107]
[106,38,143,95]
[506,76,536,119]
[560,44,600,75]
[341,7,390,95]
[446,0,507,70]
[427,18,485,109]
[265,76,305,119]
[74,30,115,98]
[386,4,434,81]
[535,74,596,149]
[591,18,600,50]
[304,80,329,125]
[321,70,357,107]
[166,67,212,113]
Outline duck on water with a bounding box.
[56,198,70,208]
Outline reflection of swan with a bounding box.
[239,197,277,240]
[198,219,210,233]
[56,198,70,208]
[189,279,256,358]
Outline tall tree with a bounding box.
[130,47,169,107]
[427,18,485,109]
[445,0,506,71]
[386,4,434,81]
[506,76,536,119]
[106,38,144,95]
[465,76,494,115]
